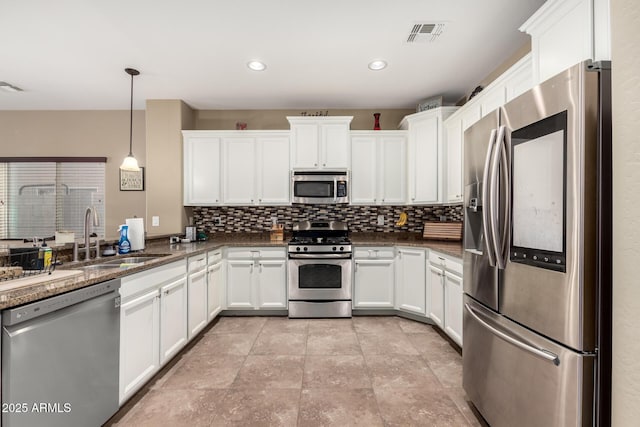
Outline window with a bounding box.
[0,160,106,240]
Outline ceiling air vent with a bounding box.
[406,23,446,43]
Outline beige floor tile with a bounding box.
[430,358,463,389]
[374,387,471,427]
[262,317,309,334]
[159,354,245,390]
[189,333,257,356]
[117,389,223,427]
[352,316,403,334]
[303,355,371,389]
[365,354,442,389]
[306,331,361,355]
[357,332,420,355]
[405,332,462,364]
[208,316,267,335]
[396,316,439,333]
[233,355,304,389]
[306,318,354,334]
[298,388,384,427]
[212,389,300,426]
[445,387,490,427]
[251,332,307,355]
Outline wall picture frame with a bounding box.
[120,167,144,191]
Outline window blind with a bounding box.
[0,162,105,240]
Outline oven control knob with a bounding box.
[340,246,344,251]
[304,247,308,251]
[333,247,337,251]
[296,247,301,252]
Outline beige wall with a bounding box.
[611,0,640,424]
[0,110,146,240]
[145,100,195,237]
[195,108,415,131]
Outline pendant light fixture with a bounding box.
[120,67,141,171]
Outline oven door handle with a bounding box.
[288,253,352,259]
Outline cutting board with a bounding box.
[423,222,463,241]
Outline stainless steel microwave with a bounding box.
[291,171,349,204]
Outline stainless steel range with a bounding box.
[287,221,352,318]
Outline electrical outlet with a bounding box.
[377,215,384,226]
[152,216,160,227]
[213,217,223,226]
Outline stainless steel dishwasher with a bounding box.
[2,278,120,427]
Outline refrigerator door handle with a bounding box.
[490,125,507,270]
[465,302,560,366]
[482,128,498,267]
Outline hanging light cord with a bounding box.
[128,70,134,156]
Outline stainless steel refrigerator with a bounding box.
[462,60,612,427]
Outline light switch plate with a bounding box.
[152,216,160,227]
[377,215,384,226]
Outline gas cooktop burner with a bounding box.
[289,236,351,245]
[288,220,352,256]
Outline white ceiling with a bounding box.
[0,0,545,111]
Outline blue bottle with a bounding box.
[118,225,131,254]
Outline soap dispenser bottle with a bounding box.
[118,225,131,254]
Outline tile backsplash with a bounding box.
[193,204,463,234]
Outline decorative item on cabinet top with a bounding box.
[193,204,463,234]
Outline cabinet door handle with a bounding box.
[323,163,326,167]
[314,163,318,167]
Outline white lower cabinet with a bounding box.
[428,264,445,328]
[353,248,395,308]
[119,260,187,404]
[257,259,287,308]
[159,276,188,364]
[187,253,208,340]
[207,251,224,321]
[226,248,287,310]
[187,268,208,340]
[226,260,255,308]
[119,289,160,404]
[444,270,463,345]
[428,251,463,346]
[395,248,426,315]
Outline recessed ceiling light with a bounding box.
[368,60,387,71]
[0,81,23,92]
[247,61,267,71]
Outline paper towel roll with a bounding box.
[125,218,145,251]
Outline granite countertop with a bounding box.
[0,233,462,310]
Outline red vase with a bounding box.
[373,113,381,130]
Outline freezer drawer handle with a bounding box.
[465,303,560,366]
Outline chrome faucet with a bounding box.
[84,206,99,260]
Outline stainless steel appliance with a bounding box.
[462,60,611,427]
[288,221,352,317]
[2,279,121,427]
[291,171,349,204]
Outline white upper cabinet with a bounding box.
[183,130,289,206]
[400,107,458,204]
[444,119,463,203]
[257,134,291,204]
[351,131,407,205]
[223,136,257,205]
[183,134,221,206]
[288,116,352,170]
[520,0,611,85]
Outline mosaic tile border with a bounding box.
[193,204,463,234]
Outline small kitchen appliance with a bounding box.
[287,221,352,318]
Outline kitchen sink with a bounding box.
[78,264,125,271]
[101,255,166,265]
